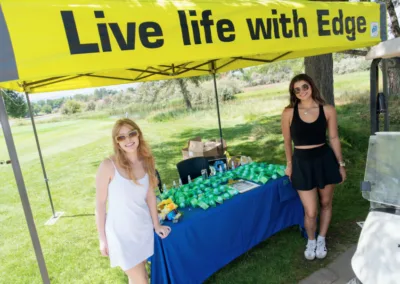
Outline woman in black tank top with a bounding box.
[281,74,346,261]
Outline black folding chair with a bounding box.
[176,157,210,184]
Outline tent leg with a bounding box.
[370,59,380,135]
[0,93,50,284]
[25,93,56,218]
[212,72,224,156]
[382,60,389,131]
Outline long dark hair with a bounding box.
[287,74,325,108]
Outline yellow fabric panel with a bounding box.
[0,0,383,93]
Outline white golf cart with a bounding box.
[350,37,400,284]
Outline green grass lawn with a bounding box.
[1,71,398,283]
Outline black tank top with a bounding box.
[290,103,327,146]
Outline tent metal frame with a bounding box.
[1,52,292,283]
[21,53,291,91]
[0,94,51,284]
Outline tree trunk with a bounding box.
[385,0,400,96]
[304,54,335,106]
[177,79,193,109]
[387,58,400,96]
[386,0,400,37]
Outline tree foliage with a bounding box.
[2,89,27,118]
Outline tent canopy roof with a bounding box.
[366,37,400,60]
[0,0,386,94]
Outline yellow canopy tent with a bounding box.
[0,0,386,283]
[0,0,386,93]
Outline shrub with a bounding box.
[85,101,96,111]
[61,100,82,115]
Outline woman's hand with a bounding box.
[99,238,109,257]
[285,164,292,181]
[339,167,347,184]
[155,225,172,239]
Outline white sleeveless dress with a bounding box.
[105,160,154,271]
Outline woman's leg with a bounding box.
[297,188,318,240]
[315,184,335,259]
[125,261,148,284]
[318,184,335,237]
[297,188,319,260]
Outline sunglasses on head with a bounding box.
[115,129,138,143]
[294,83,310,94]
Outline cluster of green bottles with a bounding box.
[233,162,286,184]
[160,175,239,210]
[159,162,286,210]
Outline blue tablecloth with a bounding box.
[150,177,304,284]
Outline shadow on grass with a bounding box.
[62,214,95,218]
[150,115,286,186]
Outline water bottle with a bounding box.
[201,169,208,180]
[188,175,192,183]
[210,166,216,176]
[224,163,227,172]
[219,165,223,174]
[173,180,177,188]
[231,161,235,170]
[163,184,168,193]
[179,178,183,186]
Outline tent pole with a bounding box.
[0,92,50,284]
[25,92,56,218]
[382,60,389,131]
[212,68,224,156]
[370,59,380,135]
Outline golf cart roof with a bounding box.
[366,37,400,59]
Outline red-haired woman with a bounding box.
[96,118,171,283]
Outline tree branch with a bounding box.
[336,50,368,56]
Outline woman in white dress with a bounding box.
[95,118,171,283]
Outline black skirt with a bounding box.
[291,144,342,191]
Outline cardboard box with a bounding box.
[181,137,202,159]
[181,137,227,160]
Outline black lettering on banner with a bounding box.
[332,10,344,35]
[189,10,202,44]
[97,24,112,52]
[317,10,331,36]
[139,22,164,48]
[94,11,104,18]
[293,10,308,37]
[246,18,272,40]
[95,11,111,52]
[178,10,191,45]
[178,9,236,44]
[217,19,235,42]
[345,16,356,41]
[108,23,136,50]
[357,16,367,33]
[247,10,308,40]
[201,10,214,43]
[271,9,280,39]
[61,11,100,54]
[280,13,293,38]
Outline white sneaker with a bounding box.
[304,241,316,260]
[316,239,327,259]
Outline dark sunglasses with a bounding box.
[294,83,310,94]
[115,129,138,143]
